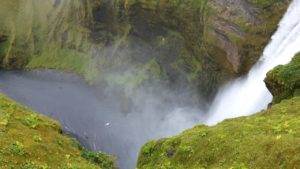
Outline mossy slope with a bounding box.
[0,94,115,169]
[137,96,300,169]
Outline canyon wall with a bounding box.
[0,0,290,99]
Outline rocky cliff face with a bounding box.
[0,0,290,99]
[90,0,290,98]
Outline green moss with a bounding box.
[9,141,26,156]
[81,150,117,169]
[26,45,89,75]
[22,114,40,129]
[265,54,300,103]
[0,94,115,169]
[0,0,94,72]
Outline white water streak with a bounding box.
[206,0,300,125]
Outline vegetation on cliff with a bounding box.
[0,0,290,99]
[0,94,115,169]
[137,55,300,169]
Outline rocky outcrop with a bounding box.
[265,53,300,103]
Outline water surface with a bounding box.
[0,70,203,169]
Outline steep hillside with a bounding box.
[0,0,97,77]
[137,54,300,169]
[0,0,290,99]
[0,94,116,169]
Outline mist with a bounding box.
[0,66,206,169]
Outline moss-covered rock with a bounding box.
[0,94,116,169]
[265,53,300,104]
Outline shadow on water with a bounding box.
[0,70,205,169]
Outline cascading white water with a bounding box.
[206,0,300,125]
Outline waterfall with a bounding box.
[206,0,300,125]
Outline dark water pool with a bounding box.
[0,70,204,169]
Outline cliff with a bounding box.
[0,0,290,99]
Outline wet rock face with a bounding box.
[207,0,259,72]
[88,0,290,99]
[211,0,259,24]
